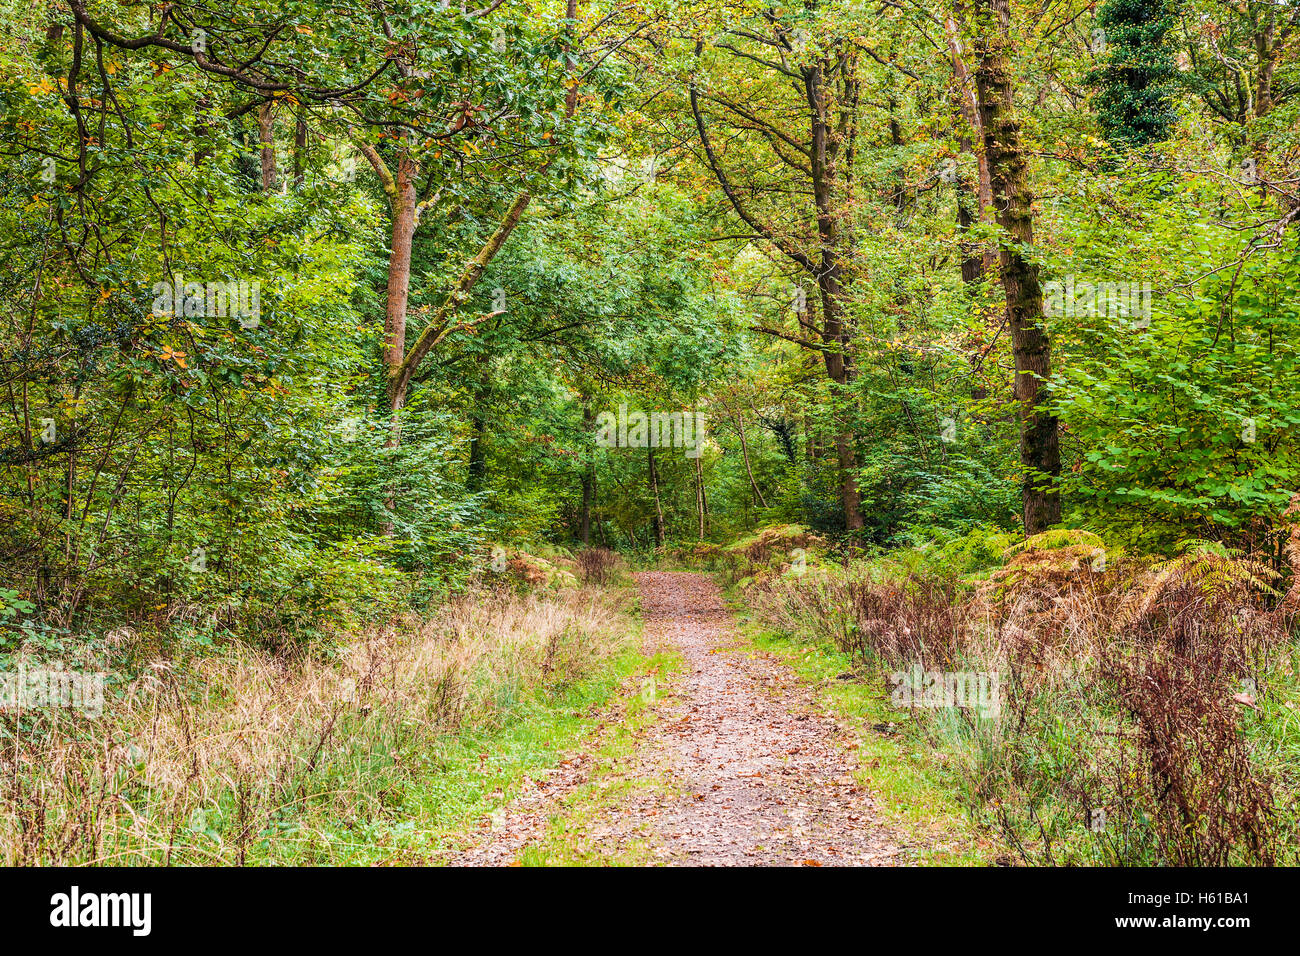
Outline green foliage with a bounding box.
[1053,233,1300,547]
[2,0,1298,661]
[1087,0,1182,149]
[898,526,1021,578]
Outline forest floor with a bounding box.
[451,571,909,865]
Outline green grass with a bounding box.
[379,644,681,865]
[515,649,685,866]
[228,642,659,865]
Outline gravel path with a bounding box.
[454,571,906,866]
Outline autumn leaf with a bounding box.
[158,347,188,369]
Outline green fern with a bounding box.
[1003,529,1106,559]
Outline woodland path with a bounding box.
[453,571,906,866]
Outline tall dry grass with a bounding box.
[0,584,631,865]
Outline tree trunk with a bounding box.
[808,63,864,532]
[973,0,1061,534]
[1254,18,1276,120]
[580,471,594,546]
[194,96,212,167]
[383,152,419,416]
[467,412,486,491]
[735,411,767,509]
[292,105,307,187]
[377,152,418,529]
[257,100,277,191]
[823,341,863,531]
[946,1,997,275]
[956,123,990,401]
[580,400,595,545]
[833,427,863,531]
[648,447,665,549]
[694,454,706,540]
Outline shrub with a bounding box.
[1102,643,1278,866]
[575,547,622,586]
[719,523,827,585]
[744,530,1297,866]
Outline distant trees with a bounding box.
[684,8,867,531]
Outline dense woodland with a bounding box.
[2,0,1300,867]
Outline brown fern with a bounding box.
[1118,538,1279,628]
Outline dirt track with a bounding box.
[454,571,905,866]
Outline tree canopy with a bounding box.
[3,0,1298,640]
